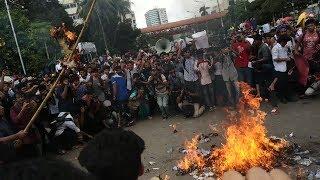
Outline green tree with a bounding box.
[233,0,251,24]
[81,0,140,55]
[0,4,62,74]
[229,0,310,25]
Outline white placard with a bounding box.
[192,31,209,50]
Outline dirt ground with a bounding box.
[63,97,320,180]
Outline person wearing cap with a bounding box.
[295,18,320,87]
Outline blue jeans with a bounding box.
[237,67,253,86]
[157,93,169,118]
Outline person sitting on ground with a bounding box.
[0,158,92,180]
[80,92,108,135]
[78,129,145,180]
[49,112,82,154]
[176,87,205,118]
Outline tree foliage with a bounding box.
[230,0,310,25]
[81,0,141,55]
[0,0,72,74]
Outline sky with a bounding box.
[131,0,219,28]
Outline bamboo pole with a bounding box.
[24,0,97,133]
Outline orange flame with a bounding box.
[50,24,79,68]
[65,31,77,42]
[177,83,287,176]
[178,135,205,171]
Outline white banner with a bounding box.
[192,31,209,50]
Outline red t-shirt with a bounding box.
[232,41,251,68]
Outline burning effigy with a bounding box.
[50,23,80,68]
[176,83,288,178]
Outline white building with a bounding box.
[145,8,168,27]
[58,0,84,26]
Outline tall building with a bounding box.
[145,8,168,27]
[58,0,84,26]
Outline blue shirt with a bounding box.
[111,74,128,101]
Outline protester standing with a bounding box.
[232,34,253,86]
[147,68,169,120]
[221,47,239,107]
[182,49,199,92]
[269,36,291,113]
[194,50,215,111]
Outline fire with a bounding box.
[65,31,77,42]
[177,83,287,176]
[178,135,205,171]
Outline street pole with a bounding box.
[96,8,108,51]
[4,0,26,75]
[44,41,50,60]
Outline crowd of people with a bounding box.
[0,12,319,179]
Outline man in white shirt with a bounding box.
[269,35,291,113]
[125,61,138,92]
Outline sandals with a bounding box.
[271,108,278,114]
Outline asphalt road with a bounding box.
[63,97,320,180]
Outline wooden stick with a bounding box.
[81,131,94,139]
[24,0,97,133]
